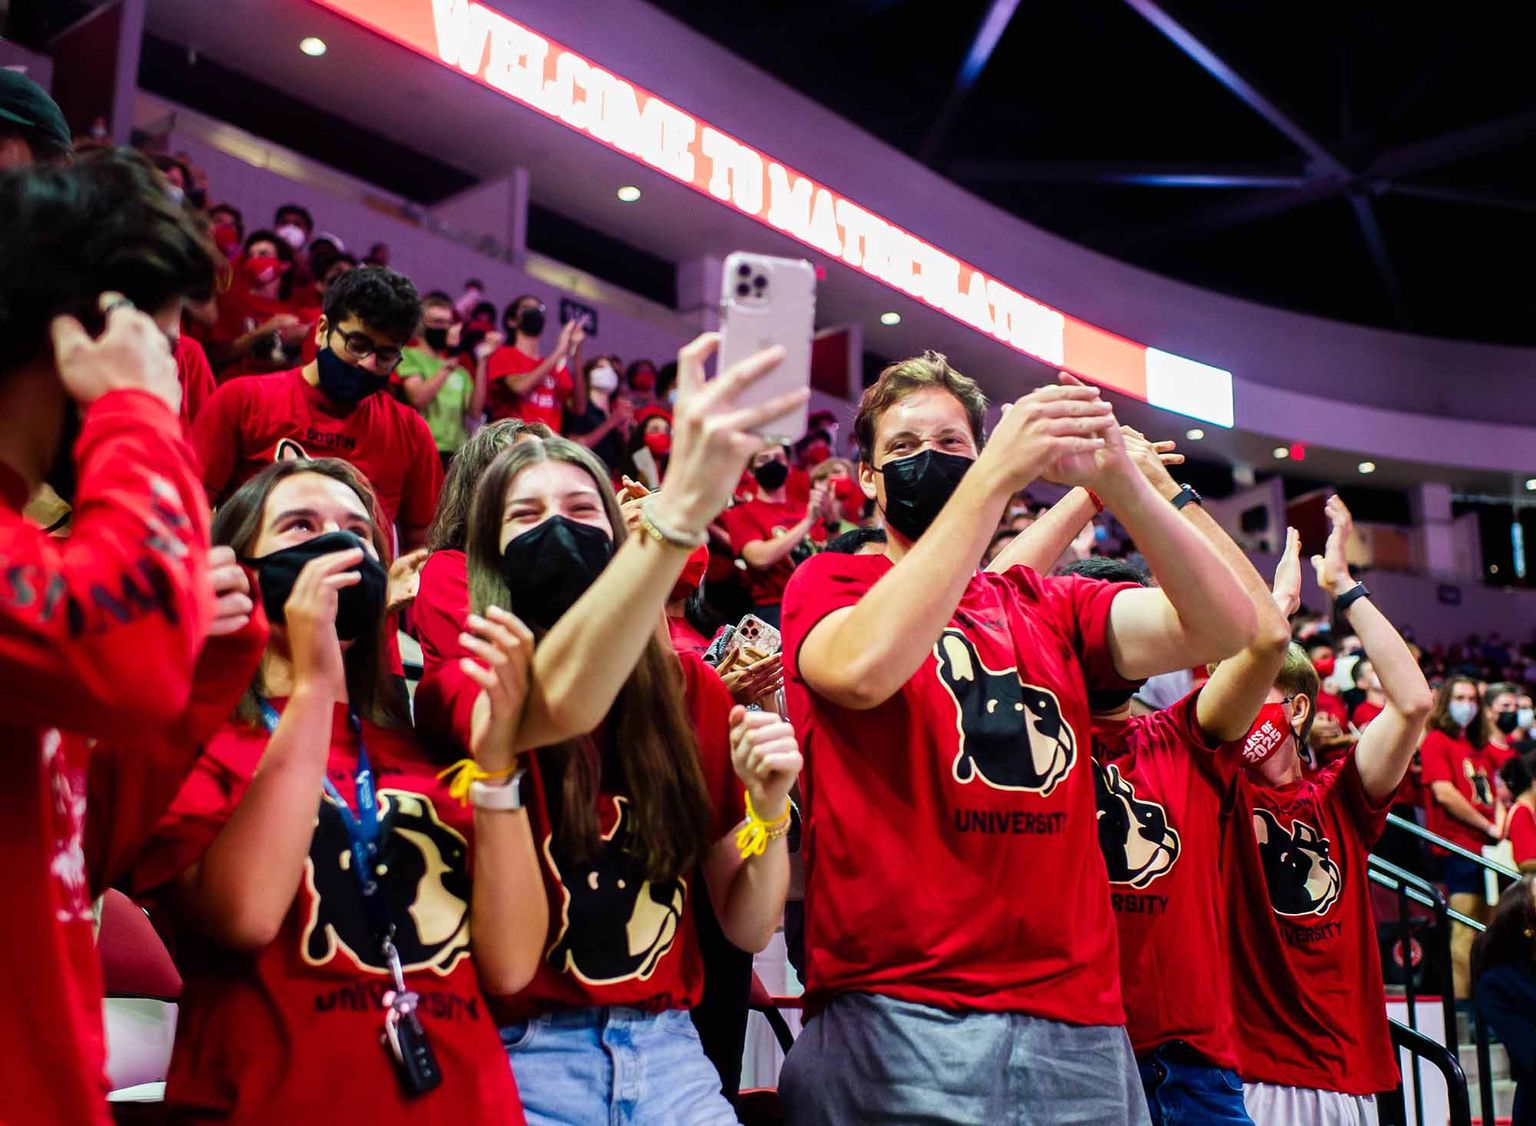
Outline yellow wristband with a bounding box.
[436,758,520,806]
[735,793,792,859]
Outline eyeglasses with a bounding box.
[328,327,403,371]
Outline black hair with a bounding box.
[274,203,314,232]
[322,266,421,343]
[1472,875,1536,980]
[421,289,454,307]
[241,227,296,300]
[469,300,497,323]
[0,147,217,371]
[825,527,887,555]
[209,201,243,233]
[1502,755,1534,800]
[1060,555,1150,586]
[655,360,679,400]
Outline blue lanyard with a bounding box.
[258,699,390,939]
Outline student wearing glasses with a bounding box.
[192,267,444,550]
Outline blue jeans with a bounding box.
[1138,1045,1252,1125]
[500,1007,738,1126]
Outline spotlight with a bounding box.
[616,185,641,203]
[879,311,901,326]
[299,37,327,57]
[1185,428,1205,441]
[1357,461,1376,474]
[1272,447,1290,460]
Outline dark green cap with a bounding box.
[0,69,72,157]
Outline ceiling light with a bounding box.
[616,185,641,203]
[880,311,901,326]
[1272,446,1290,460]
[299,36,327,57]
[1357,461,1376,474]
[1526,478,1536,491]
[1185,428,1205,441]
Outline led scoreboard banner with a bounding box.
[310,0,1235,427]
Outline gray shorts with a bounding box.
[779,992,1152,1126]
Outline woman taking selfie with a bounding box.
[131,459,543,1122]
[436,333,805,1123]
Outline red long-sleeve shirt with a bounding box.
[0,389,212,1126]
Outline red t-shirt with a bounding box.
[1419,729,1496,853]
[0,390,212,1126]
[132,705,523,1123]
[1316,691,1349,725]
[175,333,217,427]
[192,368,443,544]
[1224,752,1398,1095]
[1352,700,1384,730]
[485,346,571,429]
[490,652,745,1022]
[1092,689,1239,1066]
[667,614,711,657]
[1488,740,1518,772]
[722,496,827,607]
[409,550,478,755]
[1506,803,1536,868]
[782,554,1137,1023]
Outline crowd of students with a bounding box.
[6,67,1536,1126]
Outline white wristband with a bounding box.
[470,769,526,812]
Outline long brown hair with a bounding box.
[426,419,554,553]
[465,436,715,881]
[212,459,407,731]
[1427,675,1488,748]
[1472,875,1536,980]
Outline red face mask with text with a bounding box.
[242,255,287,286]
[643,431,672,457]
[1241,701,1296,767]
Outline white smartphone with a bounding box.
[718,252,816,443]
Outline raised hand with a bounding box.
[1272,526,1303,618]
[1037,373,1140,493]
[458,606,536,773]
[51,291,179,411]
[386,548,430,615]
[977,376,1114,493]
[648,333,808,537]
[284,546,362,699]
[1119,426,1184,494]
[728,705,802,817]
[206,546,255,638]
[1311,494,1355,598]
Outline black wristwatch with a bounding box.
[1335,583,1371,612]
[1171,483,1203,510]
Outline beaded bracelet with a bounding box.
[638,498,709,549]
[735,794,793,859]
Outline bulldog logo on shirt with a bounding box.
[934,629,1076,796]
[302,790,472,975]
[1093,760,1180,888]
[545,796,686,985]
[1252,808,1342,917]
[1464,759,1494,806]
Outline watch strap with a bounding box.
[1335,583,1371,613]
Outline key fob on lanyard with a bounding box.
[379,934,442,1095]
[382,989,442,1095]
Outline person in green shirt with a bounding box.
[399,291,496,470]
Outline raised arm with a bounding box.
[1312,496,1433,802]
[1050,392,1257,679]
[741,483,829,570]
[510,334,808,751]
[171,549,360,950]
[0,299,211,738]
[985,488,1095,573]
[798,385,1115,710]
[466,332,500,423]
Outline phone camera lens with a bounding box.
[753,275,767,288]
[736,282,751,297]
[737,263,752,278]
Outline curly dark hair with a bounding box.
[0,147,218,370]
[1060,555,1150,586]
[322,265,421,343]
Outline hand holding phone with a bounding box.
[719,253,816,444]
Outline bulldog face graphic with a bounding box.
[303,790,472,974]
[545,797,686,986]
[1094,760,1180,888]
[1252,808,1342,917]
[935,629,1076,795]
[274,438,311,463]
[1464,759,1494,807]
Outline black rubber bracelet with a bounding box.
[1335,583,1371,613]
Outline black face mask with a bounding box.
[1496,710,1521,735]
[422,326,450,352]
[877,449,974,541]
[247,530,388,642]
[315,346,386,403]
[516,307,546,337]
[500,515,614,630]
[46,398,82,503]
[753,459,789,491]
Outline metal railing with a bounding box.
[1371,812,1518,1126]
